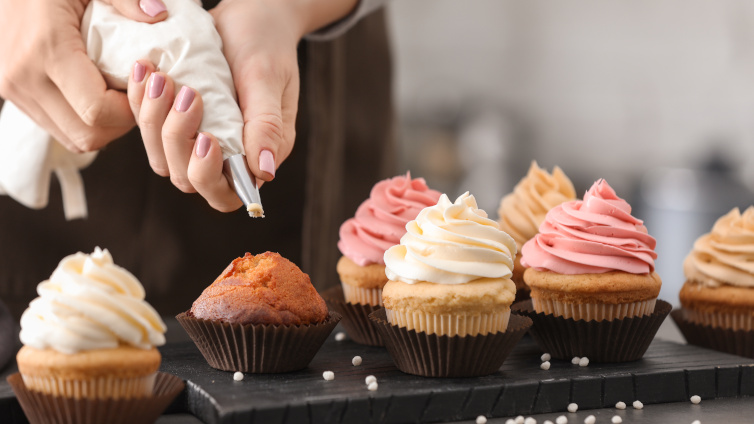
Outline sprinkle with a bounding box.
[615,401,626,410]
[352,356,363,366]
[233,372,243,381]
[541,361,551,370]
[584,415,595,424]
[633,400,643,410]
[568,403,579,413]
[367,382,378,391]
[323,371,334,381]
[571,357,581,365]
[690,395,701,404]
[335,332,346,341]
[556,416,568,424]
[476,416,488,424]
[612,416,622,424]
[365,375,377,385]
[579,357,590,367]
[515,416,525,424]
[524,418,537,424]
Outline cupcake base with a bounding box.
[532,298,656,321]
[369,308,532,377]
[176,311,341,373]
[512,299,671,363]
[7,372,184,424]
[341,283,383,306]
[384,308,511,337]
[671,309,754,359]
[321,286,384,346]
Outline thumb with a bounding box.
[101,0,169,23]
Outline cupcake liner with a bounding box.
[21,373,156,399]
[7,372,184,424]
[322,286,384,346]
[671,309,754,359]
[369,308,532,377]
[176,311,341,373]
[340,283,383,306]
[384,308,511,337]
[532,298,656,321]
[680,308,754,332]
[512,299,671,363]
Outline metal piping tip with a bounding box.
[222,154,264,218]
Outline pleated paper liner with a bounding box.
[368,308,532,377]
[512,299,671,363]
[176,311,341,373]
[322,286,384,346]
[671,309,754,359]
[7,372,184,424]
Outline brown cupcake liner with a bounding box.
[7,372,184,424]
[671,308,754,359]
[322,286,384,346]
[176,311,341,373]
[368,308,532,377]
[512,299,672,363]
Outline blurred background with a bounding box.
[386,0,754,305]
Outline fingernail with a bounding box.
[175,86,195,112]
[140,0,167,17]
[148,73,165,99]
[196,134,211,158]
[133,62,146,83]
[259,149,275,177]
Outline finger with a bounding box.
[127,60,156,122]
[138,72,174,176]
[188,133,243,212]
[162,86,203,193]
[101,0,168,22]
[4,84,79,152]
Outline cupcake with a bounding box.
[498,161,576,300]
[177,252,340,373]
[369,193,532,377]
[16,247,167,399]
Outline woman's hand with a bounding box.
[0,0,167,153]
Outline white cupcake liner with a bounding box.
[341,283,383,306]
[384,308,511,337]
[683,309,754,331]
[532,298,656,321]
[20,373,157,400]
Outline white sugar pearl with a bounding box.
[524,418,537,424]
[335,332,346,341]
[612,416,623,424]
[633,400,643,409]
[568,403,579,413]
[544,421,554,424]
[476,416,488,424]
[323,371,334,381]
[615,401,626,410]
[365,375,377,385]
[367,382,378,391]
[572,357,581,365]
[233,372,243,381]
[690,395,701,404]
[505,420,516,424]
[556,416,568,424]
[541,353,552,362]
[541,361,551,370]
[584,415,595,424]
[579,357,590,367]
[691,421,701,424]
[515,416,525,424]
[352,356,363,366]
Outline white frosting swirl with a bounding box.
[20,247,166,354]
[384,192,517,284]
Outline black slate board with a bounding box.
[2,330,753,424]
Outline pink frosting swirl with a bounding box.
[520,179,657,274]
[338,173,442,266]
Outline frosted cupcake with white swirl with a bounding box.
[382,192,518,336]
[17,247,166,399]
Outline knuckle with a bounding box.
[170,176,195,193]
[149,161,170,177]
[248,113,284,144]
[70,132,102,152]
[80,99,106,127]
[139,114,162,132]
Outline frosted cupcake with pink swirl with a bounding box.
[521,179,662,321]
[336,173,441,306]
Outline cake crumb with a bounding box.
[541,361,551,370]
[365,375,377,385]
[476,416,488,424]
[568,403,578,413]
[352,356,362,366]
[571,356,581,365]
[690,395,701,404]
[233,371,243,381]
[579,357,590,367]
[615,401,626,410]
[584,415,595,424]
[541,353,552,362]
[323,371,334,381]
[367,381,378,391]
[515,416,525,424]
[524,417,537,424]
[556,416,568,424]
[611,416,622,424]
[335,332,346,341]
[633,400,643,409]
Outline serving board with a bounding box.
[1,329,753,424]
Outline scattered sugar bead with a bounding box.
[584,415,595,424]
[544,421,554,424]
[367,381,378,391]
[505,420,516,424]
[515,416,525,424]
[476,416,487,424]
[615,401,626,410]
[571,357,581,365]
[524,418,537,424]
[365,375,377,385]
[691,421,701,424]
[690,395,701,404]
[579,357,590,367]
[233,372,243,381]
[540,361,551,370]
[352,356,363,366]
[556,416,568,424]
[568,403,579,413]
[611,416,622,424]
[323,371,334,381]
[541,353,552,362]
[633,400,643,409]
[335,332,346,341]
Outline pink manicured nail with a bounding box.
[259,149,275,177]
[133,62,146,83]
[140,0,167,17]
[175,86,195,112]
[196,134,211,158]
[148,74,165,99]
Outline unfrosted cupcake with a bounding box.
[17,247,166,399]
[498,161,576,299]
[337,173,441,306]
